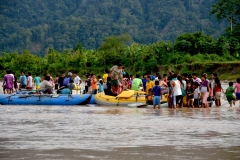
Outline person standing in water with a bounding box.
[213,77,224,107]
[170,74,182,109]
[234,78,240,107]
[152,81,162,109]
[226,82,236,107]
[200,75,210,108]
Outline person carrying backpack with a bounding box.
[63,72,74,87]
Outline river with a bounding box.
[0,104,240,159]
[0,84,240,159]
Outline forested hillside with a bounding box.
[0,0,227,55]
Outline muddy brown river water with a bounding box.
[0,104,240,160]
[0,83,240,159]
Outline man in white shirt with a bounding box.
[192,73,202,85]
[73,72,82,84]
[26,72,33,90]
[40,76,53,94]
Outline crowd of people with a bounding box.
[2,65,240,108]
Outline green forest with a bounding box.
[0,0,240,80]
[0,0,230,55]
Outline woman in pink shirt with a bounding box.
[234,78,240,106]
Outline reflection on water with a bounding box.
[0,104,240,159]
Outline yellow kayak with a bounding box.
[95,90,168,106]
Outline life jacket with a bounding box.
[63,77,70,86]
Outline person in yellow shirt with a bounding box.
[102,70,109,83]
[146,76,154,94]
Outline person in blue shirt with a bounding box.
[152,80,162,109]
[19,71,27,88]
[142,73,147,92]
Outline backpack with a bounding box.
[63,77,70,86]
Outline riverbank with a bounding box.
[158,61,240,81]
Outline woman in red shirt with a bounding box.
[214,77,223,107]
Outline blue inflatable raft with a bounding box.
[0,94,92,105]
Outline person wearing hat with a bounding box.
[62,72,74,87]
[110,64,123,95]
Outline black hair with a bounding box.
[177,76,183,85]
[147,75,151,79]
[201,74,206,79]
[215,77,221,88]
[212,73,218,77]
[6,70,11,74]
[163,74,167,77]
[118,64,123,67]
[155,80,159,85]
[56,74,59,77]
[36,73,39,76]
[136,75,140,78]
[61,71,65,74]
[99,80,103,85]
[28,72,31,76]
[97,75,101,79]
[148,88,152,92]
[107,77,111,82]
[73,72,78,74]
[192,82,199,87]
[229,82,233,86]
[22,71,25,74]
[12,72,15,75]
[45,76,50,81]
[172,74,177,78]
[236,78,240,83]
[192,73,197,76]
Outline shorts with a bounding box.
[111,80,118,86]
[226,95,236,104]
[6,87,13,90]
[202,92,209,103]
[92,89,97,95]
[215,92,221,100]
[153,96,161,105]
[20,85,26,89]
[236,92,240,100]
[173,95,182,106]
[36,86,40,90]
[194,99,200,106]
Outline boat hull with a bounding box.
[0,94,92,105]
[95,92,168,106]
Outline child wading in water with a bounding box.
[226,82,236,107]
[146,88,153,105]
[152,81,162,109]
[185,82,194,108]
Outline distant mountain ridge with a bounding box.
[0,0,227,55]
